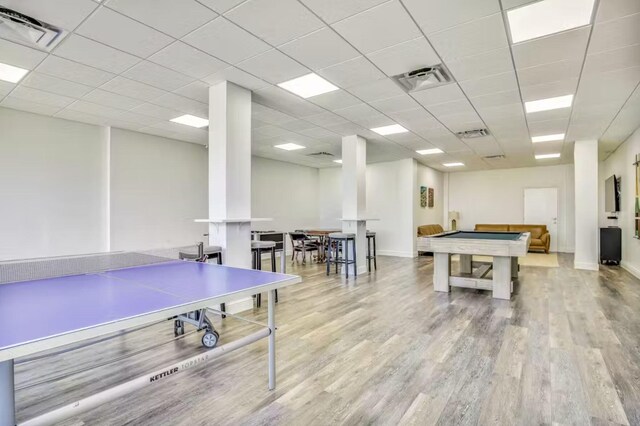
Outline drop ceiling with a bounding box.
[0,0,638,171]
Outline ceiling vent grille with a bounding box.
[483,154,505,160]
[307,152,334,158]
[0,7,65,51]
[393,65,453,93]
[456,129,490,139]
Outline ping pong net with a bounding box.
[0,247,195,285]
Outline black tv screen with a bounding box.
[605,175,620,213]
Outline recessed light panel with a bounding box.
[443,162,464,167]
[274,143,305,151]
[333,159,343,164]
[507,0,595,43]
[370,124,408,136]
[277,73,339,99]
[525,95,573,113]
[532,133,565,143]
[0,62,29,83]
[170,114,209,128]
[535,153,561,159]
[416,148,443,155]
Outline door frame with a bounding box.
[523,186,559,252]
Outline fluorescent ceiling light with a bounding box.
[532,133,565,143]
[0,62,29,83]
[507,0,595,43]
[525,94,573,113]
[443,162,464,167]
[535,153,561,159]
[416,148,443,155]
[277,73,339,99]
[170,114,209,128]
[274,143,305,151]
[333,159,342,164]
[370,124,408,136]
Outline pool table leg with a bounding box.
[0,359,15,426]
[493,256,512,300]
[460,254,472,274]
[434,252,451,293]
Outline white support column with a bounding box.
[209,81,253,311]
[574,139,599,271]
[341,135,368,276]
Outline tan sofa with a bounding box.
[475,224,550,253]
[417,224,444,237]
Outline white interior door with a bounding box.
[524,187,558,252]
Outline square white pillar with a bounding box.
[341,135,368,276]
[208,81,253,311]
[574,139,599,271]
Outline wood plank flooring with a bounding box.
[14,254,640,425]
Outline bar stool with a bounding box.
[251,240,278,307]
[326,233,357,278]
[178,244,225,316]
[366,231,377,272]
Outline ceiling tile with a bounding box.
[1,0,98,30]
[388,108,439,130]
[582,44,640,74]
[100,76,167,101]
[66,99,128,118]
[305,111,349,127]
[526,107,572,123]
[37,56,116,87]
[123,61,195,91]
[595,0,640,23]
[236,49,309,84]
[308,90,361,110]
[152,93,207,116]
[0,81,14,96]
[278,27,360,70]
[299,0,387,24]
[172,82,207,103]
[512,27,591,69]
[369,95,420,114]
[520,78,579,102]
[11,86,76,108]
[130,102,183,120]
[55,109,109,126]
[426,98,476,117]
[148,41,227,79]
[575,66,640,105]
[589,12,640,54]
[410,83,466,107]
[54,35,140,74]
[76,7,173,57]
[468,90,521,109]
[402,0,500,34]
[196,0,245,13]
[346,78,405,102]
[366,37,440,77]
[203,67,269,91]
[1,96,62,116]
[182,17,271,64]
[225,0,324,46]
[0,38,47,69]
[459,71,518,97]
[426,133,470,151]
[332,1,421,54]
[82,88,145,110]
[428,13,508,61]
[105,0,218,38]
[445,47,513,81]
[21,72,94,98]
[318,56,385,88]
[516,59,583,86]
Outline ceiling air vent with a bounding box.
[484,154,505,160]
[456,129,490,139]
[307,152,334,158]
[393,65,453,93]
[0,7,65,51]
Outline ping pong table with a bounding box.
[0,252,301,426]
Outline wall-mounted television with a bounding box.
[605,175,621,213]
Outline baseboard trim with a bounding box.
[574,261,599,271]
[377,250,415,258]
[621,261,640,280]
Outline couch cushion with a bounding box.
[530,238,543,246]
[417,224,444,236]
[509,224,546,239]
[475,224,509,231]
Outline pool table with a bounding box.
[417,230,531,300]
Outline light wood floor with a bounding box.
[15,254,640,425]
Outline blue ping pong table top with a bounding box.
[0,261,298,352]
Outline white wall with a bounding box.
[447,164,575,252]
[599,128,640,278]
[415,162,446,228]
[0,108,109,260]
[109,128,208,251]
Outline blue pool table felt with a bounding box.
[439,231,522,241]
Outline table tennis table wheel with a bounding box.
[202,330,219,348]
[174,320,185,337]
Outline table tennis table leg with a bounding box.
[268,289,276,390]
[0,359,15,426]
